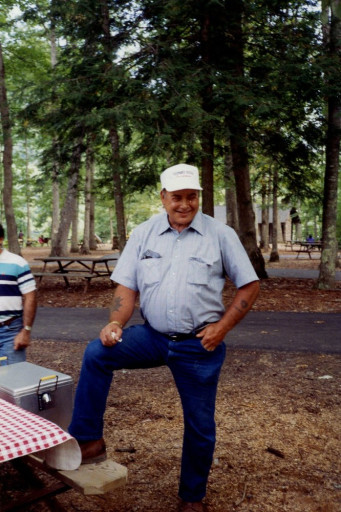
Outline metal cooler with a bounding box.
[0,362,74,431]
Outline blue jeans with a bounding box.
[0,317,25,365]
[69,322,226,502]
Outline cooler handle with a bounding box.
[37,375,59,411]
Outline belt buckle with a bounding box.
[169,334,179,341]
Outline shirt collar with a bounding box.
[157,211,204,236]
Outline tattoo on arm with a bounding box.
[234,299,249,314]
[241,299,248,309]
[110,296,123,313]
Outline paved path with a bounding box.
[267,268,341,280]
[32,307,341,355]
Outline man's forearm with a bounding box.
[108,284,138,327]
[22,290,38,327]
[14,290,37,351]
[219,280,260,335]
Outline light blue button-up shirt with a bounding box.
[112,211,258,334]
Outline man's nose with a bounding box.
[179,198,192,208]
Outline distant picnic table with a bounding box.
[33,254,120,292]
[295,241,323,259]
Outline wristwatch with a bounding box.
[24,325,32,332]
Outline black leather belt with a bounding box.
[164,323,211,341]
[0,317,18,327]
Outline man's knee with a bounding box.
[83,338,108,367]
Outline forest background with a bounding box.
[0,0,340,288]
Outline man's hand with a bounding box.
[99,284,137,347]
[197,280,260,352]
[196,323,225,352]
[14,329,31,351]
[100,323,123,347]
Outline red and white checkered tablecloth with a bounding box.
[0,398,81,470]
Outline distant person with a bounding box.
[0,224,37,365]
[69,163,260,512]
[38,235,49,246]
[306,234,315,242]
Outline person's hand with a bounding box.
[196,323,225,352]
[14,329,31,351]
[100,323,123,347]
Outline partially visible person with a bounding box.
[306,234,315,242]
[0,224,37,365]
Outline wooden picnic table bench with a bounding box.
[295,241,323,259]
[33,254,120,293]
[3,455,127,511]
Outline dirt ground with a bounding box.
[1,247,340,512]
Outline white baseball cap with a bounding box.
[160,163,203,192]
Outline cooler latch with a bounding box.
[37,375,59,411]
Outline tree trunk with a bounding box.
[0,41,20,254]
[317,0,341,289]
[230,132,267,278]
[225,0,267,278]
[317,96,340,288]
[51,147,60,244]
[70,195,79,253]
[24,132,31,240]
[260,189,270,252]
[80,139,93,255]
[201,131,214,217]
[0,147,3,223]
[109,206,114,246]
[269,167,279,262]
[50,137,83,256]
[100,0,126,252]
[200,13,214,217]
[90,193,97,250]
[224,148,239,231]
[109,127,126,252]
[50,24,60,245]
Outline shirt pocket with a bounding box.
[187,257,213,286]
[138,258,162,286]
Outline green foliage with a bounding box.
[0,0,338,243]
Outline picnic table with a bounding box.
[33,253,120,292]
[0,398,127,511]
[295,241,323,259]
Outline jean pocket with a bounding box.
[6,320,22,332]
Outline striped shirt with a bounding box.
[112,211,258,334]
[0,249,36,321]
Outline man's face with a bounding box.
[160,189,200,231]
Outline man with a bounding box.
[69,164,259,512]
[0,224,37,365]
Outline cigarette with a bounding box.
[111,332,123,342]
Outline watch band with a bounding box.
[24,325,32,331]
